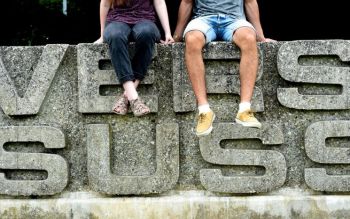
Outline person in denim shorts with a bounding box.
[95,0,174,116]
[173,0,274,136]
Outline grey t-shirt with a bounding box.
[193,0,246,19]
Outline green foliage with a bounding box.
[38,0,62,11]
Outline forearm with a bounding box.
[99,0,111,37]
[153,0,172,36]
[245,0,265,41]
[173,0,193,41]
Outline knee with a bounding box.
[134,26,158,42]
[105,29,128,44]
[236,32,257,50]
[185,32,205,53]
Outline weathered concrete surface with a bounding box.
[277,40,350,110]
[0,45,69,115]
[0,126,68,196]
[199,123,286,193]
[1,40,350,203]
[87,123,179,195]
[1,191,350,219]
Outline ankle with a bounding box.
[198,104,211,114]
[123,81,139,101]
[238,102,251,113]
[126,93,138,101]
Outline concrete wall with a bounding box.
[1,41,350,217]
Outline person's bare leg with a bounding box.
[123,79,140,97]
[134,79,140,88]
[185,31,208,106]
[233,27,258,104]
[233,27,261,128]
[123,81,138,101]
[185,31,215,135]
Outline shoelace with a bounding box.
[198,113,209,124]
[246,110,254,117]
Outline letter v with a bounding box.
[0,45,68,115]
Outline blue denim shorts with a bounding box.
[183,14,255,43]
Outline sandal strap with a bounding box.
[112,95,129,114]
[130,98,150,116]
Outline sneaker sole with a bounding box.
[196,114,216,136]
[235,118,262,129]
[112,108,128,115]
[133,111,151,117]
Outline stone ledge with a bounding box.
[1,191,350,219]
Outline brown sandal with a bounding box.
[112,95,129,115]
[130,98,150,117]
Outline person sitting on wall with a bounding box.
[94,0,174,116]
[172,0,275,136]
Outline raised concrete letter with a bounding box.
[199,123,286,193]
[0,126,68,196]
[77,44,158,113]
[0,45,68,115]
[277,40,350,110]
[87,123,179,195]
[305,121,350,191]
